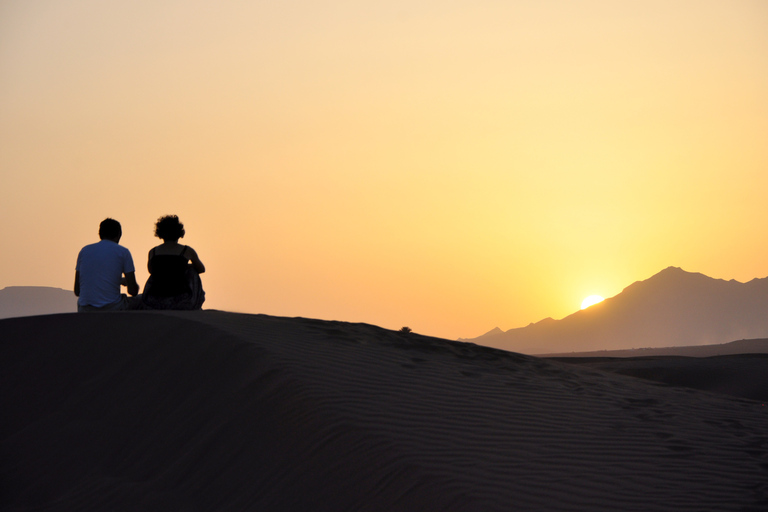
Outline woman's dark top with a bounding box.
[148,246,191,297]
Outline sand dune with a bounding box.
[2,311,767,511]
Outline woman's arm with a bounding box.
[185,246,206,273]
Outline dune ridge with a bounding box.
[2,311,767,511]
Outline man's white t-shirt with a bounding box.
[75,240,135,307]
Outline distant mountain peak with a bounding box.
[458,326,504,342]
[645,266,702,282]
[0,286,76,319]
[621,266,714,295]
[660,266,708,277]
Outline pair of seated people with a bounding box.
[74,216,205,312]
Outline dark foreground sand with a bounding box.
[2,312,767,511]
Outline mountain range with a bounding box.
[0,286,77,319]
[463,266,768,355]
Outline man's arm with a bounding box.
[74,271,80,297]
[124,272,139,296]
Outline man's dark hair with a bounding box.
[99,218,122,240]
[154,215,185,241]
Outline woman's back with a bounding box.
[147,246,190,297]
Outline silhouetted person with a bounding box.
[142,215,205,310]
[75,218,141,311]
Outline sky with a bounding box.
[1,0,767,340]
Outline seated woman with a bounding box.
[142,215,206,310]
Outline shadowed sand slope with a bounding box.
[550,355,768,402]
[543,338,768,358]
[2,312,768,511]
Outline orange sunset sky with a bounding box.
[1,1,767,340]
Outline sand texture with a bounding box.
[2,311,768,511]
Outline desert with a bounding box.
[2,311,767,511]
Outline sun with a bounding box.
[581,295,605,310]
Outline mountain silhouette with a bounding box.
[0,286,77,319]
[465,267,768,354]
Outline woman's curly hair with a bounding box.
[154,215,185,241]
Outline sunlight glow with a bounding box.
[581,295,605,310]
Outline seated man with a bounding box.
[74,218,140,311]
